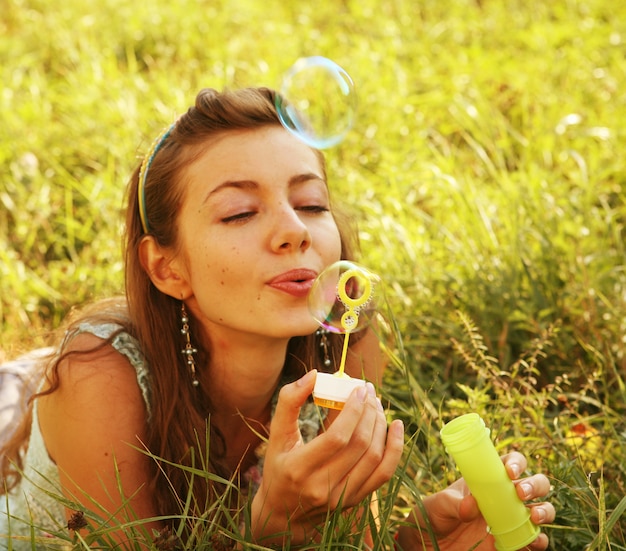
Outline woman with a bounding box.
[0,87,554,549]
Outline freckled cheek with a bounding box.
[214,258,245,289]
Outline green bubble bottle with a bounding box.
[440,413,540,551]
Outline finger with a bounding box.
[343,417,405,503]
[501,451,528,480]
[528,502,556,525]
[303,393,401,508]
[515,474,552,501]
[301,383,371,463]
[323,386,382,483]
[332,394,389,499]
[262,385,375,513]
[268,370,317,452]
[526,532,550,550]
[273,381,371,485]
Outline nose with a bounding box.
[270,206,312,253]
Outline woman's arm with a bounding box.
[37,333,161,545]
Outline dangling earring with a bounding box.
[316,328,332,368]
[180,302,199,387]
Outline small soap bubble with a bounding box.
[276,56,357,149]
[308,260,378,334]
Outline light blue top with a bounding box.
[0,323,323,549]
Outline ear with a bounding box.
[138,236,192,299]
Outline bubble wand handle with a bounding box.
[440,413,540,551]
[337,331,351,377]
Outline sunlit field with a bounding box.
[1,0,625,548]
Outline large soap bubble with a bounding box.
[276,56,357,149]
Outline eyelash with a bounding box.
[221,212,255,223]
[221,205,329,224]
[298,205,329,214]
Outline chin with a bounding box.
[284,318,319,338]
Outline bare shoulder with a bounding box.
[42,331,145,418]
[38,331,149,462]
[47,331,142,395]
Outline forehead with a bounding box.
[184,126,325,182]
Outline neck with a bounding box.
[201,334,289,420]
[201,336,289,474]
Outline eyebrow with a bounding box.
[203,172,326,203]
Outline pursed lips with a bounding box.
[267,268,318,298]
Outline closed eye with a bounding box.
[297,205,330,214]
[221,205,328,223]
[221,211,257,223]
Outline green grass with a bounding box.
[2,0,625,548]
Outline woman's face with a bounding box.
[174,125,342,342]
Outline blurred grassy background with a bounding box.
[1,0,625,547]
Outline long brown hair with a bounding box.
[1,87,358,521]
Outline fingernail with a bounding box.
[366,382,376,396]
[297,370,316,387]
[393,420,405,437]
[534,507,546,523]
[520,482,532,499]
[509,463,522,479]
[357,385,368,402]
[376,397,384,412]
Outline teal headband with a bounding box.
[137,122,176,234]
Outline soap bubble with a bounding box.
[276,56,357,149]
[308,260,378,334]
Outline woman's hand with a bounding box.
[396,452,555,550]
[251,369,404,546]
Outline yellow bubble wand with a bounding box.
[335,267,373,376]
[310,261,377,410]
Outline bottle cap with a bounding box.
[313,372,366,410]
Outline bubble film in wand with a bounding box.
[308,261,379,409]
